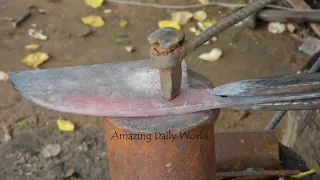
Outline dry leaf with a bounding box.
[193,10,207,22]
[28,29,47,40]
[103,9,112,14]
[25,44,40,50]
[119,19,128,27]
[189,27,201,36]
[199,48,222,61]
[15,120,26,127]
[291,169,316,179]
[204,41,210,45]
[198,0,209,4]
[125,46,133,52]
[171,11,193,25]
[81,15,105,28]
[158,20,181,30]
[85,0,104,8]
[268,22,286,34]
[22,52,50,68]
[0,71,8,81]
[197,18,217,31]
[111,34,120,43]
[57,118,75,132]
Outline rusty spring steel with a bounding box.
[183,0,276,52]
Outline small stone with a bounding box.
[28,28,48,40]
[286,23,296,33]
[0,71,8,81]
[298,36,320,56]
[3,131,12,142]
[64,168,76,178]
[103,9,112,14]
[78,27,92,37]
[125,46,134,53]
[38,9,47,14]
[25,172,32,176]
[41,144,61,158]
[166,163,172,167]
[77,143,89,152]
[25,115,38,124]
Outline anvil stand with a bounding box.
[104,70,219,179]
[102,70,300,180]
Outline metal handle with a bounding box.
[183,0,276,52]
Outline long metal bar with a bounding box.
[183,0,275,52]
[265,56,320,130]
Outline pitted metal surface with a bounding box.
[147,27,185,49]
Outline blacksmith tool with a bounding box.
[147,0,276,100]
[265,51,320,131]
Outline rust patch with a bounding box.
[151,42,180,55]
[104,112,218,180]
[215,131,281,172]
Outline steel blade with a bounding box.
[213,73,320,96]
[9,60,320,117]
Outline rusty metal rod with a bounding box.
[216,170,300,179]
[265,54,320,130]
[258,9,320,23]
[183,0,276,52]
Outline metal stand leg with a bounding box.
[104,110,219,180]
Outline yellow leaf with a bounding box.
[25,44,40,50]
[205,18,217,25]
[197,18,217,31]
[119,19,128,27]
[81,15,105,28]
[22,52,50,68]
[292,169,317,179]
[193,10,207,22]
[158,20,181,30]
[57,118,75,132]
[85,0,104,8]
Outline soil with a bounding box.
[0,0,315,179]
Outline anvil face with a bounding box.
[9,60,200,117]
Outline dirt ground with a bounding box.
[0,0,312,179]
